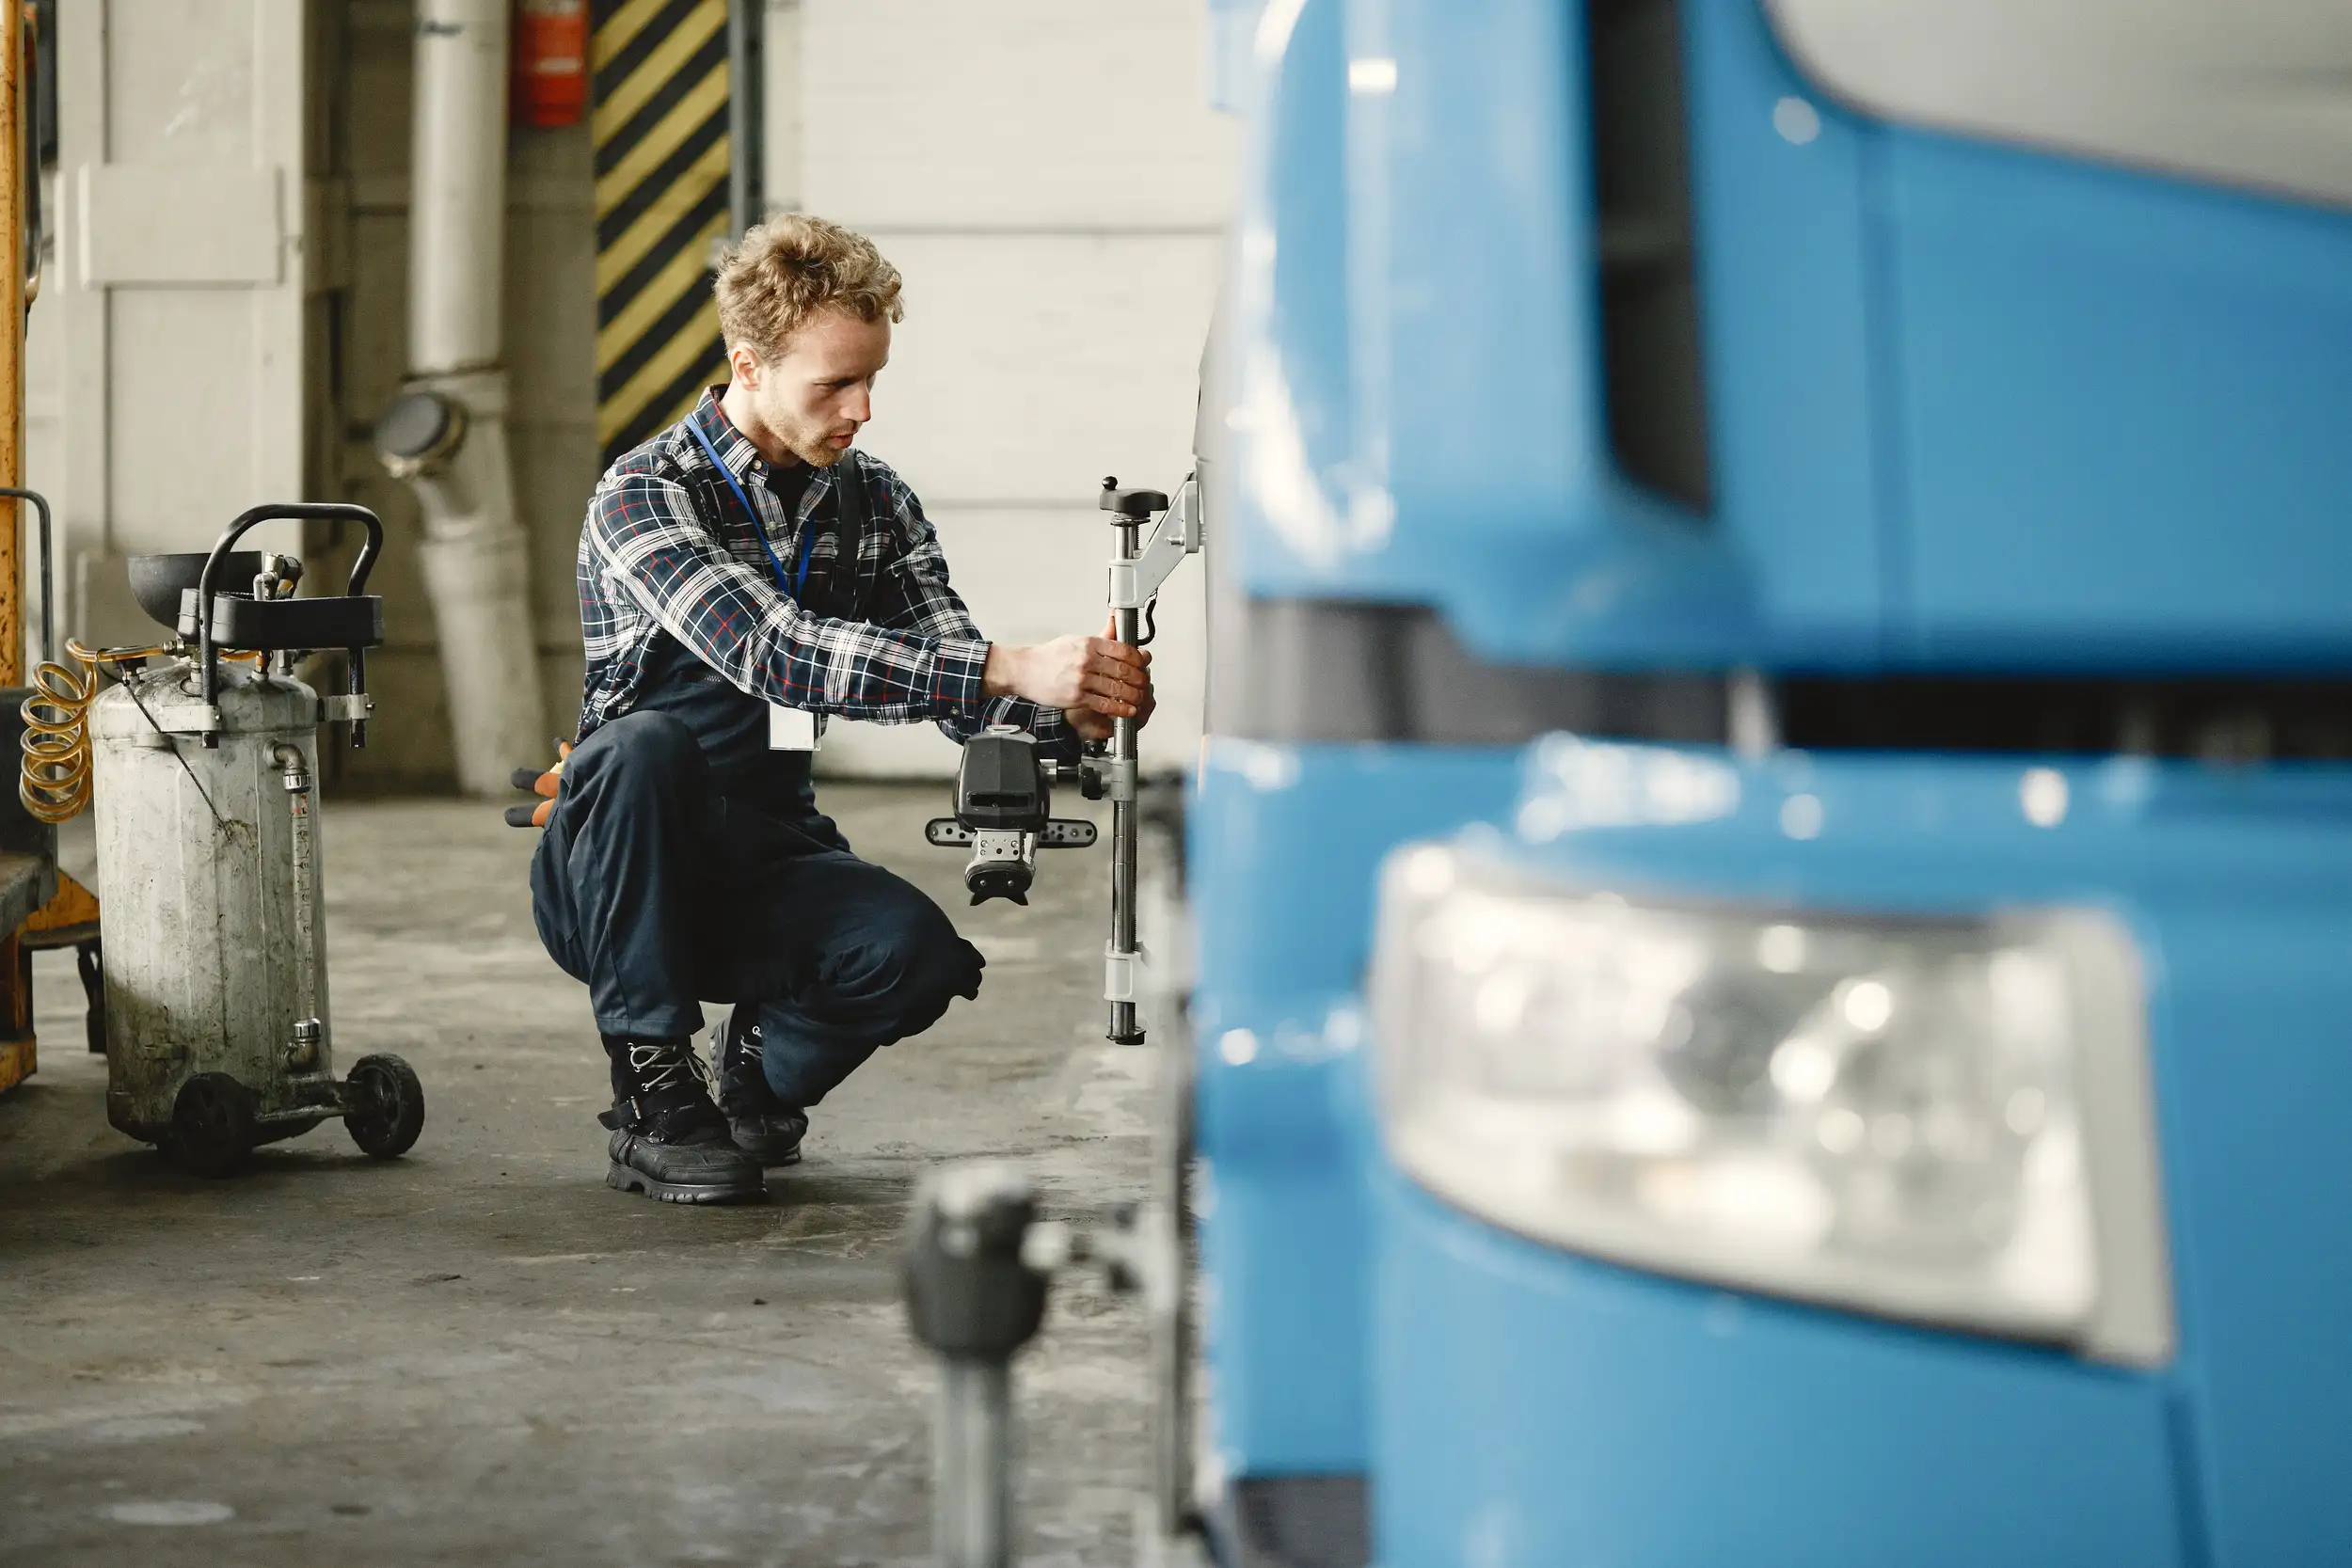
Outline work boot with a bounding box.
[598,1036,765,1204]
[712,1007,809,1167]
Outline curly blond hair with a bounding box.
[713,214,905,359]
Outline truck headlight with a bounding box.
[1372,844,2173,1365]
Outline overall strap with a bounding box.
[829,451,871,621]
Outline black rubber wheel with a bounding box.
[168,1073,256,1179]
[344,1053,425,1159]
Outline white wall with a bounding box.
[792,0,1234,777]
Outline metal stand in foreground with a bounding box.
[1092,475,1200,1047]
[904,1164,1054,1568]
[904,1158,1201,1568]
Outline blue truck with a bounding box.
[1186,1,2352,1562]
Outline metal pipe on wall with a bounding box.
[724,0,763,236]
[380,0,548,796]
[408,0,506,377]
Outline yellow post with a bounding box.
[0,3,29,1094]
[0,1,22,682]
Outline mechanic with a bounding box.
[521,214,1153,1205]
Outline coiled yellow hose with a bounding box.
[18,641,259,824]
[20,641,161,823]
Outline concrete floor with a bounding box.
[0,786,1158,1566]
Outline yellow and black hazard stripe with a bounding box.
[593,0,733,467]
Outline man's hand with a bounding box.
[983,620,1152,743]
[1063,617,1154,742]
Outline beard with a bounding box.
[777,417,852,468]
[723,378,860,468]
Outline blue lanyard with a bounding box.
[689,420,815,600]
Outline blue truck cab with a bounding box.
[1188,1,2352,1562]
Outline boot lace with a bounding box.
[628,1038,714,1100]
[601,1037,728,1139]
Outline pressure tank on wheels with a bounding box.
[91,667,340,1160]
[69,504,422,1177]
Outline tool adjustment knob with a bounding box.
[1098,475,1168,520]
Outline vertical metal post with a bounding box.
[1108,515,1141,1046]
[725,0,764,236]
[933,1360,1014,1568]
[903,1164,1053,1568]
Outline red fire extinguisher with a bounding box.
[513,0,589,129]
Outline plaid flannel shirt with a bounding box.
[574,390,1073,754]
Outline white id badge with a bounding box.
[769,705,821,752]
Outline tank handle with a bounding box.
[0,486,56,667]
[199,503,387,747]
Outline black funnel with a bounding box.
[125,551,265,634]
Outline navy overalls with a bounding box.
[528,462,985,1108]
